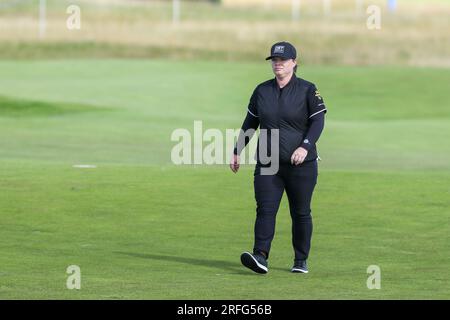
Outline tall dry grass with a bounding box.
[0,0,449,66]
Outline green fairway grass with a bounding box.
[0,60,449,299]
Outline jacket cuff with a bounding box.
[300,139,312,151]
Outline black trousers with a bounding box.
[253,160,318,261]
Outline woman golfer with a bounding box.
[230,42,327,274]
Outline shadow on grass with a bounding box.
[114,251,283,276]
[0,94,112,118]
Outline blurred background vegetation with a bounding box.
[1,1,449,299]
[0,0,449,66]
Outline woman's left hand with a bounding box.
[291,147,308,165]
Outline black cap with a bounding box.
[265,42,297,61]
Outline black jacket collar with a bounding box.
[273,73,297,92]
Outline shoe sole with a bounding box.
[240,252,268,274]
[291,267,309,273]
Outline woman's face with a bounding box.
[271,57,297,77]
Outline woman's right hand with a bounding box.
[230,154,240,173]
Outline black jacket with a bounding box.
[235,74,327,164]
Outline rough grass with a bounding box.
[0,0,449,66]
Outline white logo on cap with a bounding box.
[274,46,285,54]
